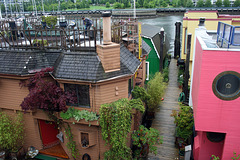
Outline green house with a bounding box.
[141,24,169,82]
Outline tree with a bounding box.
[143,1,149,8]
[20,68,75,112]
[106,2,110,7]
[161,1,168,7]
[196,0,204,7]
[186,0,194,7]
[205,0,212,7]
[234,0,240,7]
[215,0,222,7]
[223,0,230,7]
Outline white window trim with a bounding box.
[146,61,149,81]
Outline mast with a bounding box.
[133,0,136,19]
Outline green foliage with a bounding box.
[234,0,240,7]
[196,0,204,7]
[171,104,194,141]
[212,155,220,160]
[132,86,151,103]
[178,67,184,87]
[163,67,169,82]
[33,39,48,47]
[186,0,194,7]
[113,2,124,8]
[129,99,145,113]
[60,107,99,124]
[64,123,79,159]
[205,0,212,7]
[100,98,144,160]
[106,2,110,8]
[41,16,57,28]
[0,112,24,152]
[223,0,230,7]
[146,72,166,111]
[232,152,240,160]
[132,125,162,158]
[215,0,222,7]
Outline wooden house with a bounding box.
[0,13,143,160]
[141,24,168,82]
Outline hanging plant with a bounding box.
[99,98,144,160]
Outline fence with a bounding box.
[217,21,240,48]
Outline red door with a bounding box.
[38,120,59,148]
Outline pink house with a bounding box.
[190,22,240,159]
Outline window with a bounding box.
[184,28,188,54]
[128,77,133,97]
[64,84,90,108]
[212,71,240,101]
[146,61,149,80]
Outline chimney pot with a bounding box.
[102,12,112,45]
[198,18,205,26]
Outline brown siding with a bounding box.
[0,78,29,110]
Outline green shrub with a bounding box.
[163,68,169,82]
[0,112,24,152]
[146,72,166,111]
[106,2,110,8]
[132,86,151,103]
[171,104,193,141]
[132,125,162,158]
[33,39,48,47]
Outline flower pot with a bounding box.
[9,147,24,160]
[0,151,5,160]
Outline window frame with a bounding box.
[146,61,150,81]
[64,84,90,108]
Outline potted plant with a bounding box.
[132,125,162,159]
[171,104,194,147]
[0,112,24,160]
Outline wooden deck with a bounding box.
[148,59,181,160]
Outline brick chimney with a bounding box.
[96,12,120,72]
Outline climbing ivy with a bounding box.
[100,98,144,160]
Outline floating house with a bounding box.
[0,13,145,160]
[181,10,240,81]
[141,24,168,82]
[190,20,240,159]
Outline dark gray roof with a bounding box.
[0,50,60,75]
[141,24,161,38]
[136,38,151,55]
[53,45,140,82]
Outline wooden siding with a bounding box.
[0,78,29,110]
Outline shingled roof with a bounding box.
[0,50,60,75]
[53,45,141,82]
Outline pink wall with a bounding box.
[194,131,224,160]
[192,36,240,160]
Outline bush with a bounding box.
[132,125,162,158]
[163,68,169,82]
[41,16,57,28]
[171,104,194,141]
[106,2,110,8]
[0,112,24,152]
[146,72,166,111]
[132,86,151,103]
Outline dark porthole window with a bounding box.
[212,71,240,101]
[82,153,91,160]
[206,132,225,143]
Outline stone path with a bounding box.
[148,59,181,160]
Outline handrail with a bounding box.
[217,21,240,48]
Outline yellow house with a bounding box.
[181,10,240,80]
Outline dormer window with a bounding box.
[64,84,90,108]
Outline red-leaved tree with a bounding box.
[20,67,75,112]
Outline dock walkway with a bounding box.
[148,59,181,160]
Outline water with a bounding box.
[139,14,184,57]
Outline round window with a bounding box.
[206,132,225,142]
[212,71,240,100]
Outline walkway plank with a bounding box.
[148,59,181,160]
